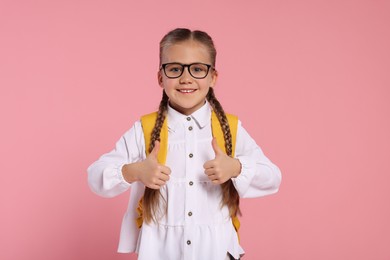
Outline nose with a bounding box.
[179,66,193,84]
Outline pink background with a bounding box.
[1,0,389,259]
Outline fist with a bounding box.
[139,140,172,189]
[123,140,171,189]
[203,138,241,184]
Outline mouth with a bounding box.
[177,89,196,94]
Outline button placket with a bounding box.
[184,116,195,258]
[187,119,195,159]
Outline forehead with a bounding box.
[161,40,211,64]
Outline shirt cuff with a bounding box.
[118,163,132,186]
[102,164,131,190]
[231,156,255,197]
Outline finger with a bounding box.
[209,175,221,183]
[159,172,170,182]
[150,140,160,159]
[159,165,171,175]
[206,174,214,182]
[212,179,223,185]
[147,178,165,188]
[148,183,161,189]
[155,178,166,186]
[208,173,224,183]
[204,168,214,176]
[211,138,224,157]
[203,160,214,170]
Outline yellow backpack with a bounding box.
[137,110,241,234]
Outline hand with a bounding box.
[203,138,242,184]
[122,141,171,189]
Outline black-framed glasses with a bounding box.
[160,63,213,79]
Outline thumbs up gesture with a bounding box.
[122,140,171,189]
[203,138,242,184]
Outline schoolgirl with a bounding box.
[88,28,281,260]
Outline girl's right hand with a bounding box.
[122,141,171,189]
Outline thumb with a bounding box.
[149,140,160,160]
[211,138,224,157]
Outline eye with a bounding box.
[191,64,207,72]
[166,64,182,73]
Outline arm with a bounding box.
[231,121,282,198]
[87,121,145,198]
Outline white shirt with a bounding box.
[87,102,281,260]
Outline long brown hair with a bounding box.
[143,28,241,223]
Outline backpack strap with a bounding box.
[140,112,168,163]
[211,111,238,157]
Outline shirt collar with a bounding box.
[167,101,211,131]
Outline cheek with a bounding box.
[161,79,176,90]
[203,79,213,88]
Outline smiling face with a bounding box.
[158,40,218,115]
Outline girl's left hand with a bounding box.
[203,138,241,184]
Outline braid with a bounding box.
[143,90,169,223]
[149,91,169,153]
[207,88,241,217]
[207,88,233,156]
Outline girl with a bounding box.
[88,28,281,260]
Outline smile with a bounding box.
[178,89,196,93]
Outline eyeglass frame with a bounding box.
[160,62,215,79]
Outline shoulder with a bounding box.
[120,120,146,158]
[140,112,159,126]
[140,111,158,120]
[122,120,143,140]
[225,112,238,120]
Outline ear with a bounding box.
[157,70,164,88]
[210,70,218,88]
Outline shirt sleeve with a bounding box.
[231,121,282,198]
[87,121,146,198]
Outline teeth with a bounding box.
[179,89,195,93]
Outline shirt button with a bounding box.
[187,240,191,245]
[187,117,191,121]
[188,126,193,131]
[189,153,193,158]
[188,211,193,217]
[189,181,194,186]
